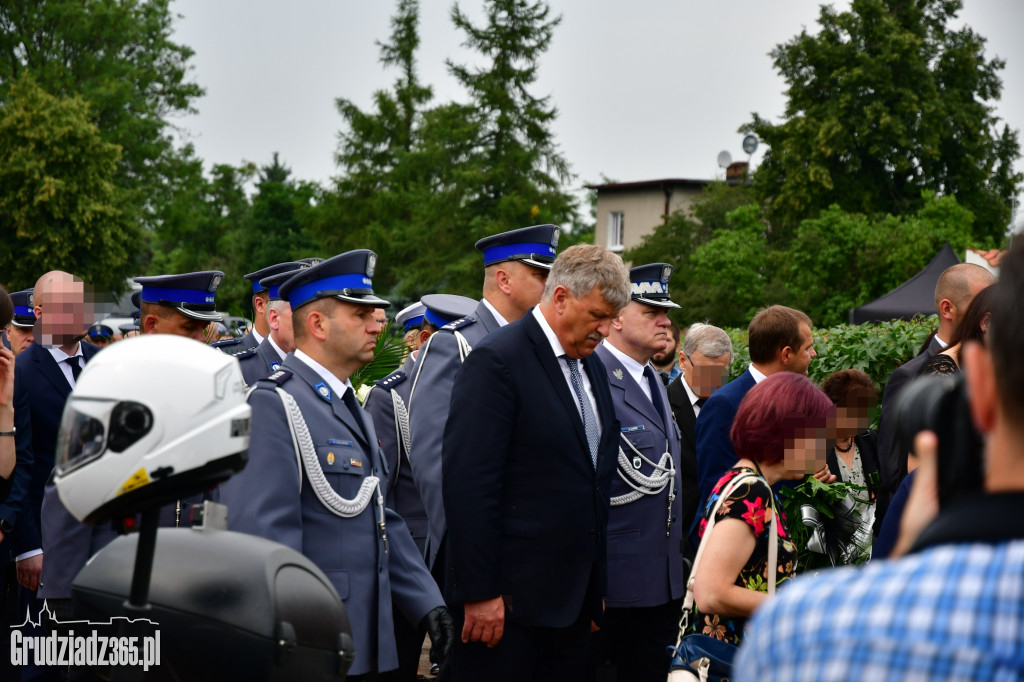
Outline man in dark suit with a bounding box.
[592,263,683,682]
[667,323,733,550]
[220,252,453,681]
[692,305,836,553]
[876,263,995,498]
[442,244,631,681]
[409,224,559,573]
[0,271,98,681]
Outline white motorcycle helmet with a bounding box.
[54,335,251,525]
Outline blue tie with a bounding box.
[643,364,668,425]
[564,356,599,468]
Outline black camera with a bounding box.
[895,374,984,509]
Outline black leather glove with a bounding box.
[420,605,455,664]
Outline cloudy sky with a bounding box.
[169,0,1024,225]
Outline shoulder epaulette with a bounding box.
[212,338,256,357]
[442,316,476,332]
[376,369,407,389]
[233,346,258,360]
[259,369,293,386]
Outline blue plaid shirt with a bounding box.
[736,540,1024,681]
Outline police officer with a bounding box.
[4,290,36,356]
[235,263,310,386]
[408,224,560,572]
[219,251,453,680]
[38,272,228,631]
[395,301,426,352]
[85,323,114,348]
[364,294,476,682]
[214,261,309,355]
[593,263,685,682]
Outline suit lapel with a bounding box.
[596,345,663,429]
[668,380,697,449]
[32,343,73,397]
[523,313,589,451]
[474,299,500,335]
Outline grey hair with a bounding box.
[682,322,733,360]
[267,299,290,313]
[542,244,631,311]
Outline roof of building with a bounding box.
[584,178,712,192]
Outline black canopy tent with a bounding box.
[849,243,961,324]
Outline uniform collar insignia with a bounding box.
[613,368,624,381]
[314,381,332,402]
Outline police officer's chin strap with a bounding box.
[275,388,386,537]
[611,434,676,538]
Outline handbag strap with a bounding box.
[677,471,779,636]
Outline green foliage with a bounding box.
[778,477,872,572]
[746,0,1021,241]
[0,74,139,292]
[351,322,408,392]
[0,0,205,236]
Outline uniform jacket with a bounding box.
[667,375,701,546]
[408,299,501,568]
[363,355,429,554]
[237,337,284,387]
[1,342,99,557]
[219,354,442,676]
[595,344,684,608]
[442,311,619,628]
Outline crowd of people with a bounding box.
[0,228,1020,681]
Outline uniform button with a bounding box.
[378,565,383,573]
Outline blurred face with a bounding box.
[34,273,89,347]
[612,301,671,363]
[552,285,619,359]
[507,262,549,317]
[145,310,209,343]
[828,390,874,438]
[6,325,34,355]
[682,349,732,398]
[783,323,816,376]
[650,328,678,366]
[323,300,381,372]
[784,428,828,478]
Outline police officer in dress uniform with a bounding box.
[215,260,313,355]
[593,263,685,682]
[408,224,560,574]
[365,294,477,682]
[218,251,453,681]
[235,263,310,386]
[395,301,427,353]
[4,290,36,356]
[37,271,227,681]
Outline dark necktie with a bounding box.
[643,365,668,424]
[695,397,708,409]
[65,356,83,385]
[563,356,599,468]
[341,388,366,440]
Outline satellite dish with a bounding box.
[717,151,732,169]
[742,134,759,155]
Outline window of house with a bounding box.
[608,211,624,252]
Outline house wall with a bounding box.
[594,185,704,263]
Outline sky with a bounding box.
[169,0,1024,228]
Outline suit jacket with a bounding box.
[667,376,701,546]
[219,354,442,676]
[408,299,501,568]
[595,344,684,608]
[442,311,619,628]
[237,337,284,387]
[876,335,944,496]
[363,355,429,554]
[694,368,757,519]
[0,342,99,557]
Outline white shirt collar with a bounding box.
[293,349,354,400]
[748,363,768,384]
[482,298,509,327]
[531,306,567,358]
[934,334,949,349]
[267,334,287,362]
[251,328,265,346]
[48,343,82,362]
[681,373,700,407]
[601,339,648,390]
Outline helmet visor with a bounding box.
[56,398,114,475]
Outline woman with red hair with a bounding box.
[688,372,833,645]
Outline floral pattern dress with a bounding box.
[687,467,797,645]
